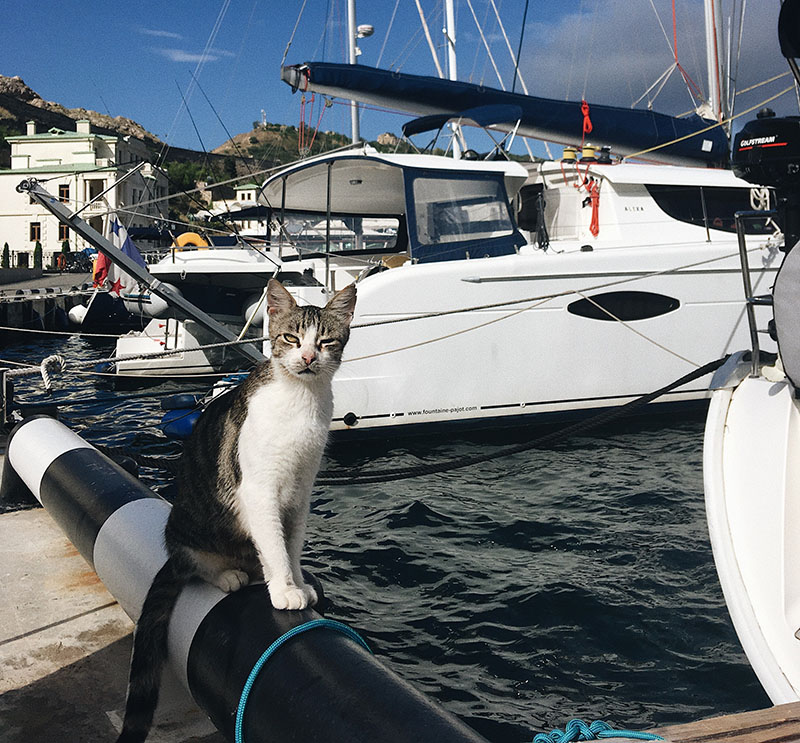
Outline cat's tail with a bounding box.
[116,558,184,743]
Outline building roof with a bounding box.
[6,128,118,144]
[0,164,119,175]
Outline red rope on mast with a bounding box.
[298,69,310,153]
[672,0,705,101]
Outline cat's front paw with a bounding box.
[269,583,312,611]
[214,569,250,593]
[300,582,318,606]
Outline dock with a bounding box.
[0,270,95,340]
[0,507,223,743]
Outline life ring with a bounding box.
[173,232,209,249]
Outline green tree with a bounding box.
[33,240,42,270]
[61,239,71,254]
[1,242,9,269]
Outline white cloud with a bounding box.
[155,48,235,64]
[139,28,183,40]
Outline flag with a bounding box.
[97,216,147,296]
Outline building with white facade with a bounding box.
[0,119,168,267]
[198,182,268,240]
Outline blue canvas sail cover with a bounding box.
[282,62,729,166]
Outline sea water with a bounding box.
[0,333,769,741]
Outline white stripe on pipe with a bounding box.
[93,498,172,622]
[7,417,93,501]
[169,582,227,689]
[94,496,226,691]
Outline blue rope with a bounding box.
[532,719,664,743]
[234,617,372,743]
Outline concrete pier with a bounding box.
[0,507,224,743]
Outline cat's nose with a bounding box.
[302,351,317,366]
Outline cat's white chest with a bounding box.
[236,378,332,487]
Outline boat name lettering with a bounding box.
[624,206,644,212]
[740,136,777,147]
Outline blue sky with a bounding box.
[0,1,794,161]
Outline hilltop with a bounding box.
[212,122,355,165]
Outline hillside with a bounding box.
[0,75,163,166]
[0,74,272,174]
[212,122,354,164]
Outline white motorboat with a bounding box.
[256,142,780,434]
[703,1,800,703]
[112,244,324,377]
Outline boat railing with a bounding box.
[734,209,778,377]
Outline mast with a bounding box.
[704,0,726,122]
[444,0,462,158]
[347,0,360,143]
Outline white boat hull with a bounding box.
[333,242,777,432]
[704,373,800,703]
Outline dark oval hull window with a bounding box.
[567,291,680,321]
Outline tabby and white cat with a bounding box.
[116,278,356,743]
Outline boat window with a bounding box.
[646,185,774,234]
[279,212,403,256]
[409,176,515,247]
[567,291,680,321]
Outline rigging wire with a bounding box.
[565,0,587,102]
[476,0,497,87]
[511,0,530,94]
[375,0,402,69]
[281,0,309,67]
[156,0,232,168]
[580,3,600,102]
[464,0,505,89]
[414,0,444,78]
[623,82,796,161]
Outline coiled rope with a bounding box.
[532,718,662,743]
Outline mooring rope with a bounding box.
[90,356,727,486]
[2,335,268,383]
[234,618,371,743]
[3,242,768,391]
[313,355,727,485]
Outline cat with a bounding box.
[116,278,356,743]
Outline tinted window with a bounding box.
[647,184,774,234]
[567,291,680,321]
[410,176,515,246]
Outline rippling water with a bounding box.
[1,334,770,741]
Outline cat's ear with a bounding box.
[267,278,297,316]
[325,284,357,324]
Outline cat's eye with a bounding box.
[319,338,338,348]
[281,333,300,345]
